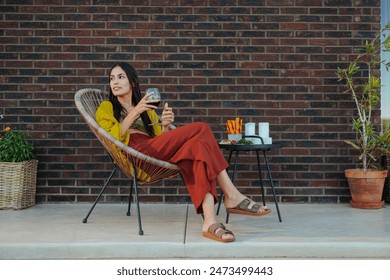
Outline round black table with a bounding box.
[217,141,283,223]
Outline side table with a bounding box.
[217,139,282,223]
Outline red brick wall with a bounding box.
[0,0,381,205]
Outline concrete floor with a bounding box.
[0,203,389,259]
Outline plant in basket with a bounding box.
[0,115,38,210]
[0,127,34,163]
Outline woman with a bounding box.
[96,62,271,243]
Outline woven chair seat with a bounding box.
[74,88,181,185]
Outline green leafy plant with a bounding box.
[0,116,34,162]
[238,138,253,145]
[337,24,390,171]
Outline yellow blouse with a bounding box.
[95,101,162,145]
[95,101,163,183]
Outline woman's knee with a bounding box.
[193,122,212,133]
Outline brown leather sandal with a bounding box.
[226,198,271,216]
[202,223,235,243]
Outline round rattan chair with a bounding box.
[74,88,182,235]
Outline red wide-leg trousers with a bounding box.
[129,122,228,213]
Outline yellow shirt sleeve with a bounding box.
[148,110,162,136]
[95,101,131,145]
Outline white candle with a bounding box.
[258,122,269,138]
[245,122,255,135]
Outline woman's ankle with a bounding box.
[223,192,247,208]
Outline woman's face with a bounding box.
[109,66,132,97]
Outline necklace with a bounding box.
[119,100,132,109]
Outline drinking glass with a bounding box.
[145,88,161,108]
[146,88,161,126]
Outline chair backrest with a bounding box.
[74,88,181,185]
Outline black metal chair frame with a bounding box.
[75,88,183,236]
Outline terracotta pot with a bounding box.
[345,169,388,209]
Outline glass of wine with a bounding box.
[145,88,161,126]
[145,88,161,108]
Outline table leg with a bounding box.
[255,150,266,206]
[232,150,239,182]
[225,150,239,223]
[262,150,282,222]
[216,150,233,215]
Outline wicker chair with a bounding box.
[74,88,182,235]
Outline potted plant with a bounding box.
[0,115,38,210]
[336,24,390,209]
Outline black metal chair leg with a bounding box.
[130,162,144,236]
[133,178,144,235]
[127,180,134,216]
[82,166,117,223]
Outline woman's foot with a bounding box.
[226,198,271,216]
[202,223,235,243]
[224,195,271,216]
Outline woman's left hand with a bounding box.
[161,102,174,131]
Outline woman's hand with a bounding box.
[132,93,157,117]
[121,93,157,135]
[161,102,174,132]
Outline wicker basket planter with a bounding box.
[0,160,38,210]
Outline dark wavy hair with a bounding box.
[108,62,154,137]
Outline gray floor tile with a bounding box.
[0,203,389,259]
